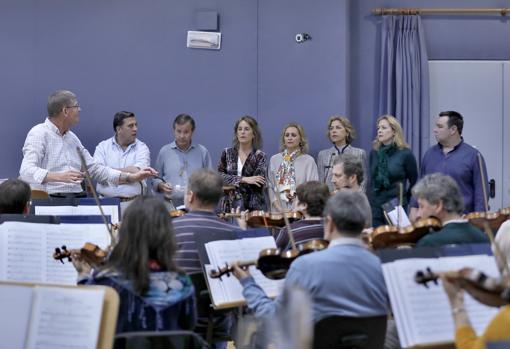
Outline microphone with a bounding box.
[153,175,168,183]
[325,152,335,169]
[323,152,336,183]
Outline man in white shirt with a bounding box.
[19,90,156,197]
[93,111,150,200]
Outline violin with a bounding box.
[220,210,303,228]
[169,209,186,218]
[465,208,510,232]
[211,173,327,280]
[415,267,510,307]
[209,239,329,280]
[369,217,442,249]
[53,242,108,267]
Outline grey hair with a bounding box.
[333,154,364,185]
[324,190,370,236]
[411,173,464,214]
[47,90,77,117]
[187,169,223,206]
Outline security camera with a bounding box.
[295,33,311,43]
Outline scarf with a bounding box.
[373,143,397,192]
[275,149,300,202]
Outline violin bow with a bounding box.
[270,171,298,253]
[76,147,114,243]
[477,152,509,277]
[398,182,403,229]
[154,175,176,211]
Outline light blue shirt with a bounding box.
[240,239,389,322]
[93,136,150,197]
[153,141,213,206]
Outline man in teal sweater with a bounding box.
[413,173,488,247]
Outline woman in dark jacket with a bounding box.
[369,115,418,227]
[218,115,267,211]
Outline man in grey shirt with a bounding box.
[153,114,213,207]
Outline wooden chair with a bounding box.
[31,189,49,199]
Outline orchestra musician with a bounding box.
[0,178,31,214]
[268,123,318,210]
[412,173,488,247]
[71,196,196,333]
[331,154,372,228]
[274,181,329,250]
[231,190,389,327]
[317,116,367,192]
[93,111,150,202]
[368,115,418,227]
[217,115,267,211]
[495,219,510,271]
[153,114,213,207]
[19,90,157,198]
[441,271,510,348]
[172,169,241,348]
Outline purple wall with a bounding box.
[1,0,510,178]
[0,0,260,177]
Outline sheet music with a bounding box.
[35,205,119,223]
[0,284,33,349]
[383,255,500,348]
[25,287,104,349]
[205,236,283,307]
[387,205,411,227]
[205,264,243,305]
[45,224,111,284]
[0,223,46,282]
[0,222,110,285]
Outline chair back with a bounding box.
[31,189,49,199]
[188,272,233,344]
[313,315,387,349]
[114,330,209,349]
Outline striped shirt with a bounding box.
[172,211,241,273]
[275,219,325,250]
[19,118,121,193]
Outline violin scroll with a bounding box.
[210,262,255,280]
[53,242,107,267]
[54,245,72,264]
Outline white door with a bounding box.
[503,63,510,208]
[429,61,504,211]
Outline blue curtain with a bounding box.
[378,15,430,165]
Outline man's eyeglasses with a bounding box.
[66,105,81,111]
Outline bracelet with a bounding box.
[120,172,132,183]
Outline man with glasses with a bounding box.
[19,90,156,197]
[93,111,150,201]
[153,113,213,207]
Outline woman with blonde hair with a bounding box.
[268,123,318,210]
[317,116,367,192]
[369,115,418,226]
